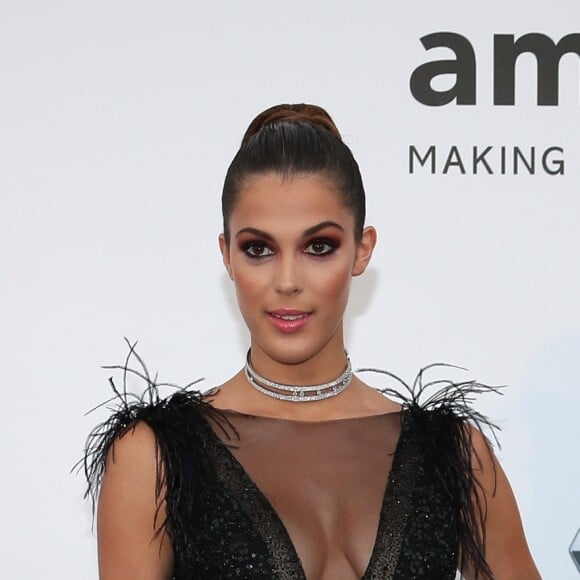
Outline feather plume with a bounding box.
[75,338,235,566]
[357,362,504,580]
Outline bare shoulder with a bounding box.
[354,376,403,414]
[103,420,158,468]
[98,421,173,580]
[465,426,541,579]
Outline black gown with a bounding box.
[82,352,499,580]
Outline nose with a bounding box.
[274,254,303,295]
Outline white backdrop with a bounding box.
[1,1,579,578]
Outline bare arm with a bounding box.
[463,428,541,580]
[97,421,174,580]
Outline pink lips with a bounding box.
[267,309,311,333]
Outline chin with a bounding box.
[254,335,332,367]
[272,350,315,366]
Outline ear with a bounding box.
[351,226,377,276]
[218,233,234,280]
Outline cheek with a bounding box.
[313,262,352,305]
[231,264,268,309]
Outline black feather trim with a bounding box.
[75,338,236,566]
[357,362,504,580]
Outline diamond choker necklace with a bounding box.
[244,350,353,402]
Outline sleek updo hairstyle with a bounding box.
[221,104,366,244]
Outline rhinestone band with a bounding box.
[244,350,353,402]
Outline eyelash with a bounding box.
[240,238,339,260]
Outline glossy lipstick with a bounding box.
[267,309,311,333]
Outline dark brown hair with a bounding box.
[221,104,366,243]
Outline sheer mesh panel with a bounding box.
[206,411,403,580]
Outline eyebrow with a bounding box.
[235,220,345,240]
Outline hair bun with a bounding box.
[242,103,342,145]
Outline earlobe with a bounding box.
[351,226,377,276]
[218,234,234,280]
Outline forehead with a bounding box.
[231,174,353,232]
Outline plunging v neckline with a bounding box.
[199,410,408,580]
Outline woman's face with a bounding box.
[219,173,376,368]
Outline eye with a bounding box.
[242,242,275,259]
[304,239,337,256]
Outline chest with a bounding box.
[172,412,459,580]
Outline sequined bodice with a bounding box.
[169,408,458,579]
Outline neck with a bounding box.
[245,350,352,403]
[248,336,348,387]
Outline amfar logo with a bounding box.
[408,32,577,175]
[410,32,580,106]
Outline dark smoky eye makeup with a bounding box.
[238,239,274,259]
[237,234,342,259]
[304,236,341,256]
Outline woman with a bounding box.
[84,104,540,579]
